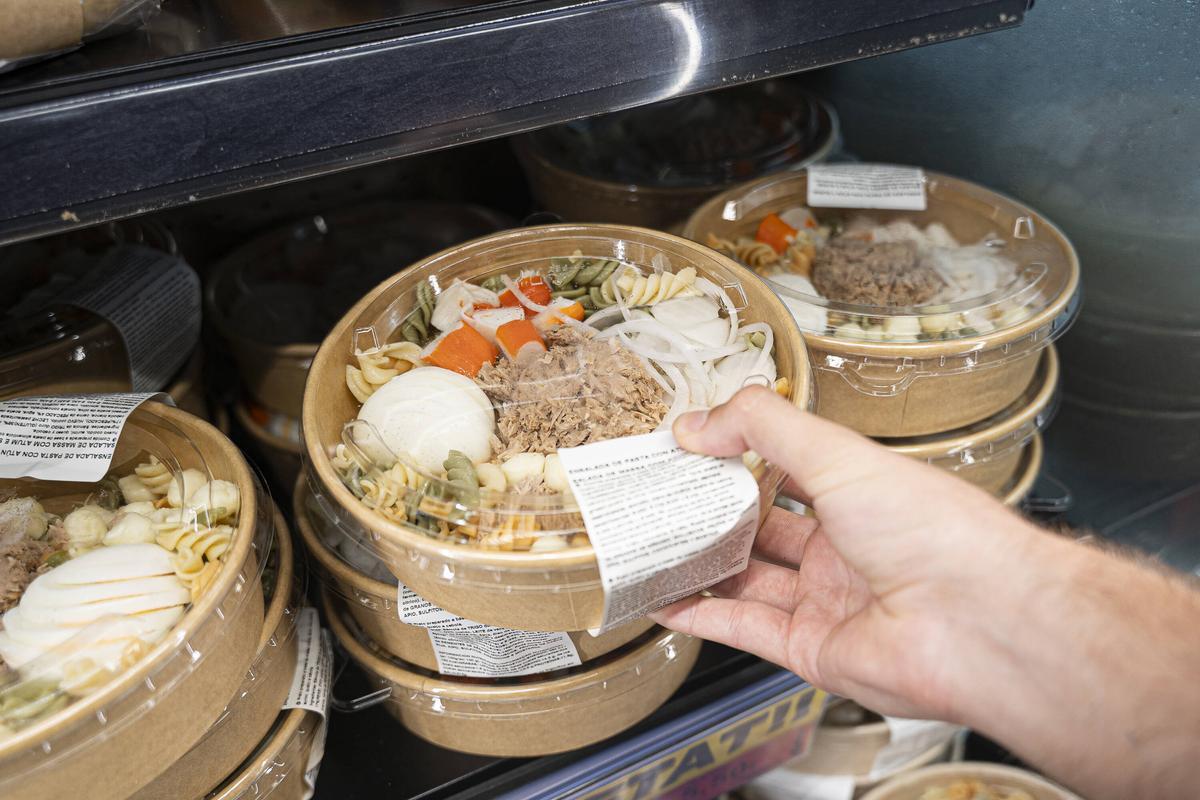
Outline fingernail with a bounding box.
[675,409,709,435]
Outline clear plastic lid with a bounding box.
[209,708,318,800]
[204,505,301,734]
[881,347,1060,470]
[0,402,272,778]
[522,81,837,188]
[0,231,195,399]
[307,225,808,554]
[207,202,511,349]
[327,597,694,714]
[685,168,1081,360]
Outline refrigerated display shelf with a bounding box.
[0,0,1029,246]
[317,641,822,799]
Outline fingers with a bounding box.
[709,558,800,613]
[649,594,793,667]
[752,507,820,567]
[673,386,909,505]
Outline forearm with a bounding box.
[956,526,1200,799]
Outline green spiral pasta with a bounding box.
[442,450,480,508]
[548,253,622,317]
[481,275,507,293]
[400,281,436,344]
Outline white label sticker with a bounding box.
[65,245,201,392]
[301,631,332,800]
[869,717,961,778]
[746,770,856,800]
[806,164,927,210]
[0,392,163,482]
[557,430,760,633]
[399,584,582,677]
[283,608,333,717]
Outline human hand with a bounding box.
[650,385,1042,722]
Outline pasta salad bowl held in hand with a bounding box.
[0,402,268,800]
[302,224,811,631]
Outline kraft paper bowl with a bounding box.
[294,472,654,671]
[1002,433,1042,509]
[209,707,323,800]
[683,169,1080,437]
[763,699,960,797]
[131,503,299,800]
[236,400,303,496]
[0,402,267,800]
[883,347,1058,497]
[326,594,700,757]
[302,224,811,631]
[207,202,510,418]
[859,762,1082,800]
[512,83,838,231]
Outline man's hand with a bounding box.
[650,386,1200,800]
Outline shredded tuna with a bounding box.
[813,237,944,306]
[0,516,67,615]
[475,326,668,461]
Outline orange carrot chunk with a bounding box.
[499,276,553,316]
[495,319,546,361]
[755,213,797,254]
[421,323,499,377]
[532,298,585,331]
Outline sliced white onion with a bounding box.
[695,277,741,346]
[657,362,691,430]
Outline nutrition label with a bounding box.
[399,585,583,677]
[284,608,333,717]
[557,430,760,633]
[806,164,928,210]
[0,393,162,482]
[66,245,201,393]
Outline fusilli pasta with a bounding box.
[133,456,173,497]
[604,266,701,306]
[442,450,480,507]
[346,341,423,403]
[359,461,425,523]
[399,281,436,344]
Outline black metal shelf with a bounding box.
[0,0,1029,246]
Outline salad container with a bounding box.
[1,234,200,402]
[741,699,958,799]
[1002,434,1042,509]
[208,707,324,800]
[683,169,1080,437]
[207,203,510,418]
[859,762,1082,800]
[883,347,1058,497]
[513,81,837,231]
[326,596,700,757]
[302,224,811,631]
[235,400,303,495]
[296,473,654,671]
[131,504,299,800]
[0,401,269,800]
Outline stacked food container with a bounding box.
[0,402,269,799]
[299,223,814,755]
[685,167,1080,506]
[741,699,962,799]
[205,203,510,495]
[0,223,210,419]
[514,80,838,231]
[0,396,332,799]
